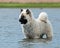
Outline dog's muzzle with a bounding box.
[19,16,27,24]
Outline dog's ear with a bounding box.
[26,9,31,14]
[21,9,23,12]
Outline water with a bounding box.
[0,8,60,48]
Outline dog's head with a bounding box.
[19,9,32,24]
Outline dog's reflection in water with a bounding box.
[19,38,52,43]
[18,38,52,48]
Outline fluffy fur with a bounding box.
[38,12,53,39]
[19,9,53,39]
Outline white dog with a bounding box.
[19,9,53,39]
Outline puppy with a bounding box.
[19,9,53,39]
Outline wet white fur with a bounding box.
[19,9,53,39]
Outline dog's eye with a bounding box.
[26,9,30,14]
[21,15,25,19]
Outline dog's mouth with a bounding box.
[19,19,27,24]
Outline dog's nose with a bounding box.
[19,16,25,22]
[19,19,21,22]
